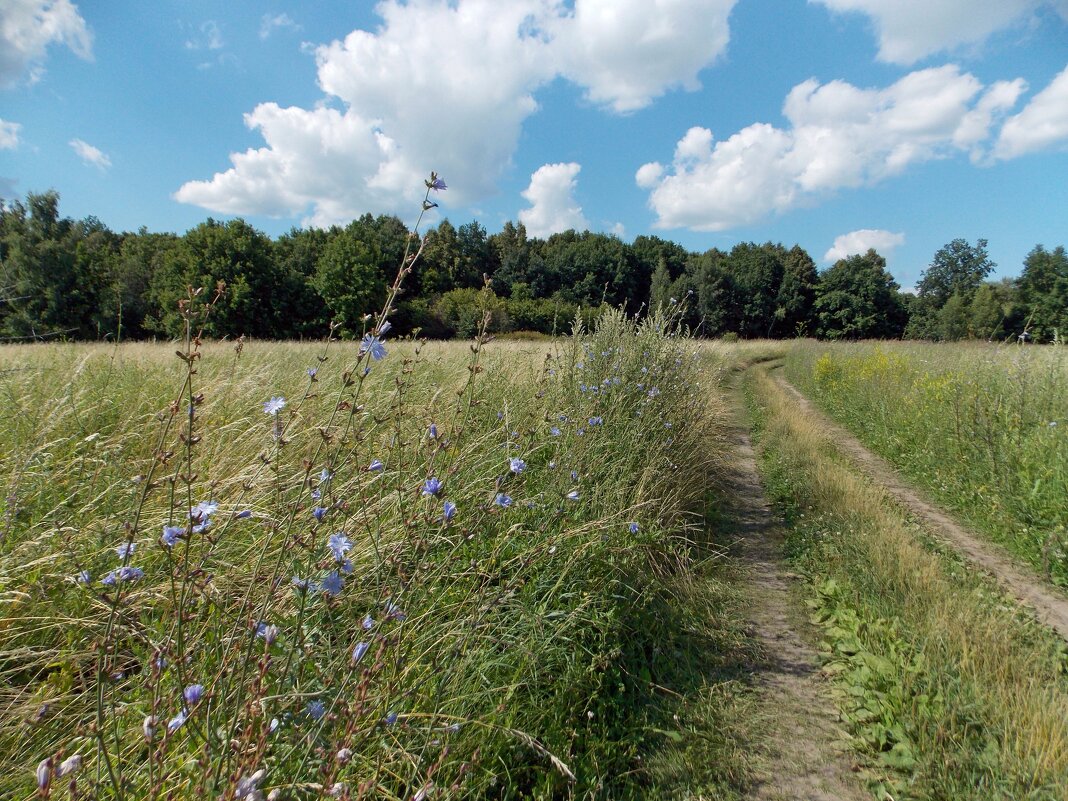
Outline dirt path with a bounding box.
[771,369,1068,643]
[720,387,869,801]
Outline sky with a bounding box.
[1,0,1067,291]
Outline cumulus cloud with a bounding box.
[260,13,300,40]
[0,0,92,88]
[638,65,1025,231]
[995,64,1068,159]
[824,229,905,262]
[176,0,736,225]
[0,118,21,149]
[69,138,111,169]
[811,0,1068,64]
[518,162,589,237]
[549,0,737,113]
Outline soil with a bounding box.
[773,370,1068,643]
[720,384,870,801]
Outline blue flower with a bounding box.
[378,319,393,335]
[384,711,398,725]
[102,566,143,585]
[307,367,318,379]
[235,510,252,519]
[588,416,602,426]
[570,470,579,480]
[648,387,660,398]
[167,709,187,734]
[327,532,352,561]
[385,600,407,621]
[191,501,218,519]
[116,542,136,559]
[360,333,387,361]
[422,477,442,496]
[509,457,526,474]
[362,613,375,630]
[428,175,447,191]
[306,700,326,720]
[428,423,438,439]
[161,525,184,548]
[443,500,457,521]
[255,622,279,643]
[368,458,384,471]
[550,427,561,437]
[312,506,327,522]
[263,396,286,415]
[494,493,513,508]
[183,684,204,705]
[319,468,334,484]
[628,522,640,534]
[76,570,91,583]
[566,490,580,501]
[291,576,312,592]
[320,571,344,597]
[352,641,370,662]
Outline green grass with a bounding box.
[747,361,1068,800]
[783,340,1068,586]
[0,310,744,799]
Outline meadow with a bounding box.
[0,305,749,800]
[783,341,1068,586]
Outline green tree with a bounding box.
[315,222,388,335]
[1017,245,1068,341]
[814,249,907,340]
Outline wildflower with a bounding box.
[306,700,326,720]
[352,641,370,662]
[320,571,344,597]
[570,470,579,481]
[327,533,352,561]
[340,559,353,574]
[566,490,580,501]
[330,784,348,798]
[319,468,334,484]
[36,758,52,792]
[629,522,640,534]
[428,175,447,191]
[384,711,398,725]
[236,510,252,519]
[648,387,660,398]
[550,426,561,436]
[337,747,353,763]
[116,542,136,559]
[102,566,143,585]
[509,457,526,474]
[307,367,318,379]
[256,622,279,644]
[161,525,184,548]
[368,458,384,471]
[576,428,585,436]
[235,770,267,799]
[312,506,327,522]
[362,613,375,630]
[192,500,218,519]
[167,709,187,734]
[184,684,205,706]
[76,570,91,583]
[428,423,438,439]
[447,723,461,732]
[494,493,513,508]
[548,461,557,470]
[291,576,312,592]
[588,416,602,426]
[263,396,286,415]
[378,319,393,335]
[443,500,457,521]
[422,477,443,496]
[143,715,157,740]
[360,333,387,361]
[385,600,407,621]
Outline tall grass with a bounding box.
[0,301,719,798]
[748,364,1068,800]
[784,340,1068,585]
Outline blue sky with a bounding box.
[1,0,1066,290]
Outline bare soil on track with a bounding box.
[721,385,869,801]
[772,369,1068,644]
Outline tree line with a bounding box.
[1,190,1065,343]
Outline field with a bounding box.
[3,328,1068,800]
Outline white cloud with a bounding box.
[518,162,589,237]
[176,0,737,225]
[824,229,905,262]
[549,0,737,113]
[995,64,1068,159]
[0,0,92,88]
[186,20,223,51]
[0,118,22,149]
[811,0,1068,64]
[69,138,111,170]
[260,13,300,40]
[639,66,1024,231]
